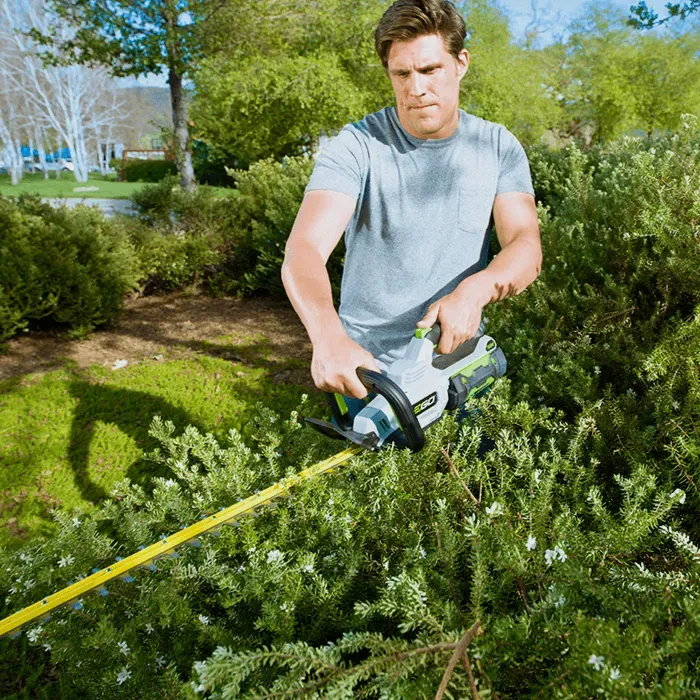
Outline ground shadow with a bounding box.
[66,379,207,504]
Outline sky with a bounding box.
[118,0,673,89]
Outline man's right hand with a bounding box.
[311,331,381,399]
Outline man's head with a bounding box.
[375,0,468,140]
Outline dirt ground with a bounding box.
[0,292,315,386]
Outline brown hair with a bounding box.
[375,0,466,69]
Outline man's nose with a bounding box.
[407,72,427,98]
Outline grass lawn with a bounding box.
[0,172,237,199]
[0,348,326,552]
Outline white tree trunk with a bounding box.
[0,0,128,185]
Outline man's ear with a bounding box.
[457,48,470,80]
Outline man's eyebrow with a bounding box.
[390,62,442,75]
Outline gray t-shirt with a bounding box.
[305,107,534,366]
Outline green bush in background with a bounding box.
[121,159,178,183]
[214,156,344,300]
[0,196,140,341]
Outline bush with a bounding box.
[214,156,345,299]
[2,121,699,698]
[126,222,224,293]
[0,196,140,340]
[121,159,177,183]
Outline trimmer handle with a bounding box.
[356,368,425,452]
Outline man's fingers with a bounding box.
[417,304,439,329]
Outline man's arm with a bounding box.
[281,190,380,398]
[417,191,541,354]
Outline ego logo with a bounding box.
[413,392,438,416]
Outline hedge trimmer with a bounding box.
[0,323,505,640]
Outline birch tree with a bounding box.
[32,0,219,192]
[0,73,26,185]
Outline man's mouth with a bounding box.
[409,104,437,110]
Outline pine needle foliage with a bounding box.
[1,120,700,697]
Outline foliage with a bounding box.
[126,177,242,292]
[0,195,140,341]
[121,159,177,184]
[210,156,346,300]
[630,0,700,27]
[190,0,385,166]
[0,354,322,551]
[553,5,700,142]
[460,0,563,144]
[1,121,699,696]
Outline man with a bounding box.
[281,0,541,407]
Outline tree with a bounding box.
[190,0,386,165]
[630,0,700,28]
[459,0,563,144]
[32,0,224,191]
[1,0,129,182]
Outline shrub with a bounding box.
[121,159,177,183]
[0,196,140,340]
[2,121,699,698]
[214,156,345,300]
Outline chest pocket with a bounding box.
[458,186,495,238]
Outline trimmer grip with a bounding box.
[356,368,425,452]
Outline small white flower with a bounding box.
[609,667,621,680]
[588,654,605,671]
[594,366,601,375]
[116,666,132,684]
[670,489,686,504]
[198,615,209,625]
[267,549,283,564]
[485,501,504,517]
[19,553,32,563]
[43,643,51,651]
[626,388,636,396]
[324,513,334,523]
[545,546,567,566]
[526,535,537,551]
[27,626,43,643]
[72,517,81,527]
[269,415,277,423]
[672,401,680,411]
[418,547,427,558]
[623,232,631,240]
[554,595,566,608]
[145,623,154,634]
[58,554,75,568]
[302,563,314,573]
[280,602,294,612]
[155,655,167,669]
[24,579,36,590]
[118,641,130,656]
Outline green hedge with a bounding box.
[121,159,177,183]
[0,196,140,341]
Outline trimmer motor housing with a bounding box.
[305,324,506,452]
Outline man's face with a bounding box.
[387,33,468,140]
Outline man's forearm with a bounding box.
[458,230,542,307]
[281,244,345,346]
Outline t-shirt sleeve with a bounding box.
[496,128,535,197]
[305,126,367,200]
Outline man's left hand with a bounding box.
[416,273,490,355]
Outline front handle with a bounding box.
[356,368,425,452]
